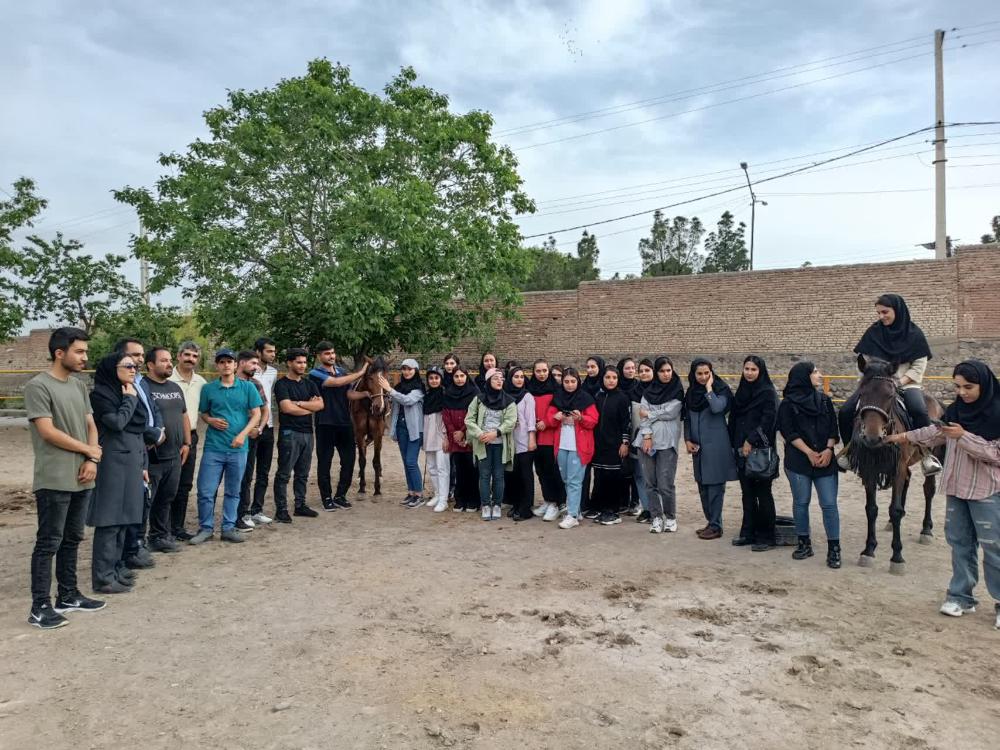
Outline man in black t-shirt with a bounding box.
[272,348,323,522]
[142,348,192,553]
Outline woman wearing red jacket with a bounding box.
[529,359,566,521]
[545,367,599,529]
[442,367,480,512]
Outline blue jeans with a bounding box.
[557,449,586,517]
[477,443,505,506]
[396,418,423,492]
[787,469,840,540]
[944,493,1000,608]
[196,450,247,532]
[633,456,650,511]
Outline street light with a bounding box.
[740,162,767,270]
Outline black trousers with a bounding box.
[274,430,314,512]
[839,387,929,444]
[452,452,480,509]
[124,481,153,558]
[315,424,356,500]
[148,458,182,542]
[92,525,126,589]
[31,489,89,605]
[247,426,275,516]
[738,476,776,544]
[532,445,565,505]
[592,467,627,514]
[505,451,535,516]
[580,464,593,512]
[171,431,198,534]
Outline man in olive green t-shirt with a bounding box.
[25,328,106,629]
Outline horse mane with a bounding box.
[848,442,900,490]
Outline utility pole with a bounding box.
[138,217,150,305]
[739,162,767,271]
[933,28,948,259]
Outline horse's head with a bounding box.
[854,356,898,447]
[358,356,389,416]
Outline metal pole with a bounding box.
[749,199,756,271]
[139,217,150,305]
[933,29,948,259]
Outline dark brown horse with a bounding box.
[848,356,944,574]
[350,357,390,496]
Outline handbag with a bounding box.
[740,434,779,480]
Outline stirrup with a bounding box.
[835,446,851,471]
[920,454,942,476]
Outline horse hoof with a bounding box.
[889,561,906,575]
[858,555,875,568]
[357,489,366,495]
[918,533,933,545]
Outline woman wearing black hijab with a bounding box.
[578,356,606,516]
[503,365,538,521]
[841,293,940,474]
[473,352,499,392]
[465,368,517,521]
[630,358,655,521]
[442,366,480,512]
[887,359,1000,627]
[729,356,779,551]
[778,362,841,568]
[88,352,149,593]
[591,367,632,525]
[635,357,684,533]
[684,358,738,540]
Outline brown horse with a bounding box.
[350,357,390,496]
[848,355,944,574]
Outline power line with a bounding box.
[757,182,1000,197]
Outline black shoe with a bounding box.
[731,536,752,547]
[235,517,255,532]
[172,528,194,541]
[827,540,842,569]
[751,542,774,552]
[124,554,156,570]
[582,510,600,520]
[54,592,107,613]
[333,496,352,509]
[600,512,623,526]
[275,510,293,524]
[792,535,814,560]
[321,497,337,512]
[28,602,68,629]
[95,580,133,594]
[636,510,651,524]
[294,505,318,518]
[115,566,137,584]
[149,536,180,553]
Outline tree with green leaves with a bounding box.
[520,231,600,291]
[701,211,749,273]
[638,211,704,277]
[0,178,47,339]
[115,60,535,359]
[981,214,1000,244]
[88,303,186,361]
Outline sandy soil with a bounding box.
[0,420,997,750]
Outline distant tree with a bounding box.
[981,214,1000,244]
[0,178,47,339]
[801,261,813,268]
[638,211,704,276]
[520,231,600,291]
[88,303,185,361]
[700,211,749,273]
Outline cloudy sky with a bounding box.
[3,0,999,314]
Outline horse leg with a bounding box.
[356,434,367,495]
[888,465,908,574]
[919,472,935,544]
[859,480,878,567]
[373,430,383,496]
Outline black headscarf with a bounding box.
[595,373,631,451]
[423,367,444,414]
[442,355,460,387]
[90,353,148,424]
[783,361,823,417]
[526,367,556,397]
[478,370,514,410]
[473,353,498,391]
[616,358,639,401]
[945,360,1000,441]
[443,367,478,411]
[643,356,684,405]
[394,367,425,396]
[631,358,655,403]
[854,293,932,366]
[553,378,596,413]
[685,358,733,413]
[581,355,606,397]
[503,365,528,404]
[731,355,777,417]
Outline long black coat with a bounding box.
[87,393,148,528]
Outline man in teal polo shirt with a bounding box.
[189,349,263,544]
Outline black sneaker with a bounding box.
[54,592,107,613]
[28,602,69,629]
[321,497,337,512]
[636,510,651,524]
[124,554,156,570]
[600,513,623,526]
[235,517,255,532]
[275,510,293,524]
[625,504,641,516]
[149,536,180,553]
[294,505,319,518]
[173,528,194,541]
[582,510,600,520]
[333,496,352,509]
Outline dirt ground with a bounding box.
[0,419,997,750]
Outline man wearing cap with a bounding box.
[189,349,263,544]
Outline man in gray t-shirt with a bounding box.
[25,328,106,629]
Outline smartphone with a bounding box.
[562,410,573,416]
[930,418,952,427]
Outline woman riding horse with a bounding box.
[838,293,942,475]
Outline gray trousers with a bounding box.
[92,525,126,589]
[639,448,678,520]
[274,430,314,512]
[698,482,726,531]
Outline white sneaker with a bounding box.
[251,513,272,525]
[558,515,579,529]
[542,503,560,522]
[481,506,492,521]
[533,503,550,518]
[426,495,440,509]
[433,497,448,512]
[491,504,502,520]
[664,518,678,533]
[241,515,256,529]
[939,600,976,617]
[650,517,664,534]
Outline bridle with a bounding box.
[855,375,899,435]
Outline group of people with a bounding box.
[24,293,1000,633]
